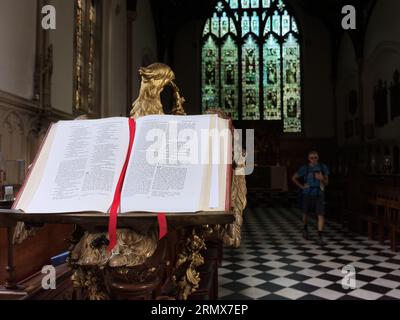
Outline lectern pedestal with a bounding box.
[0,210,234,300]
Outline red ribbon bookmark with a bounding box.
[108,119,136,251]
[107,118,168,250]
[157,213,168,240]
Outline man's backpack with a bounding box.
[297,163,328,208]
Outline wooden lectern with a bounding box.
[0,209,234,300]
[0,63,247,300]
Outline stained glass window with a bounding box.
[263,34,281,120]
[211,12,220,37]
[251,0,259,8]
[283,33,301,132]
[221,12,229,37]
[230,0,239,9]
[282,10,290,35]
[242,0,250,9]
[251,12,259,35]
[241,12,250,36]
[74,0,101,116]
[229,17,237,35]
[221,36,239,119]
[292,17,298,33]
[242,35,260,120]
[87,3,96,113]
[272,11,280,34]
[264,16,271,33]
[75,0,84,112]
[201,0,302,132]
[262,0,271,8]
[201,36,220,111]
[203,19,210,36]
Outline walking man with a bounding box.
[292,151,330,245]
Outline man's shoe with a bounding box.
[317,237,326,246]
[302,229,309,240]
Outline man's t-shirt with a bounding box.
[297,163,330,195]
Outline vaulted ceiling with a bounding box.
[296,0,377,58]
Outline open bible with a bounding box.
[13,115,233,214]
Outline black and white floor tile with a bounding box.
[218,202,400,300]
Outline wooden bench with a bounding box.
[366,187,400,250]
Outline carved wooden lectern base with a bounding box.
[0,210,234,299]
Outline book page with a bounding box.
[205,117,231,211]
[218,117,232,211]
[121,115,214,213]
[23,117,130,213]
[14,123,58,211]
[208,124,220,209]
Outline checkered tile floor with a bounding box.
[218,206,400,300]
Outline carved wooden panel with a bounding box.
[345,120,354,139]
[373,79,388,127]
[390,70,400,120]
[0,224,72,284]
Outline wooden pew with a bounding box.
[367,187,400,249]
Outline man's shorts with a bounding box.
[302,193,326,216]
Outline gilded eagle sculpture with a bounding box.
[130,63,186,118]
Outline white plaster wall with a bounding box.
[364,0,400,60]
[48,0,74,115]
[173,20,201,115]
[298,10,335,138]
[336,33,359,146]
[101,0,127,117]
[363,0,400,140]
[0,0,37,99]
[130,0,158,104]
